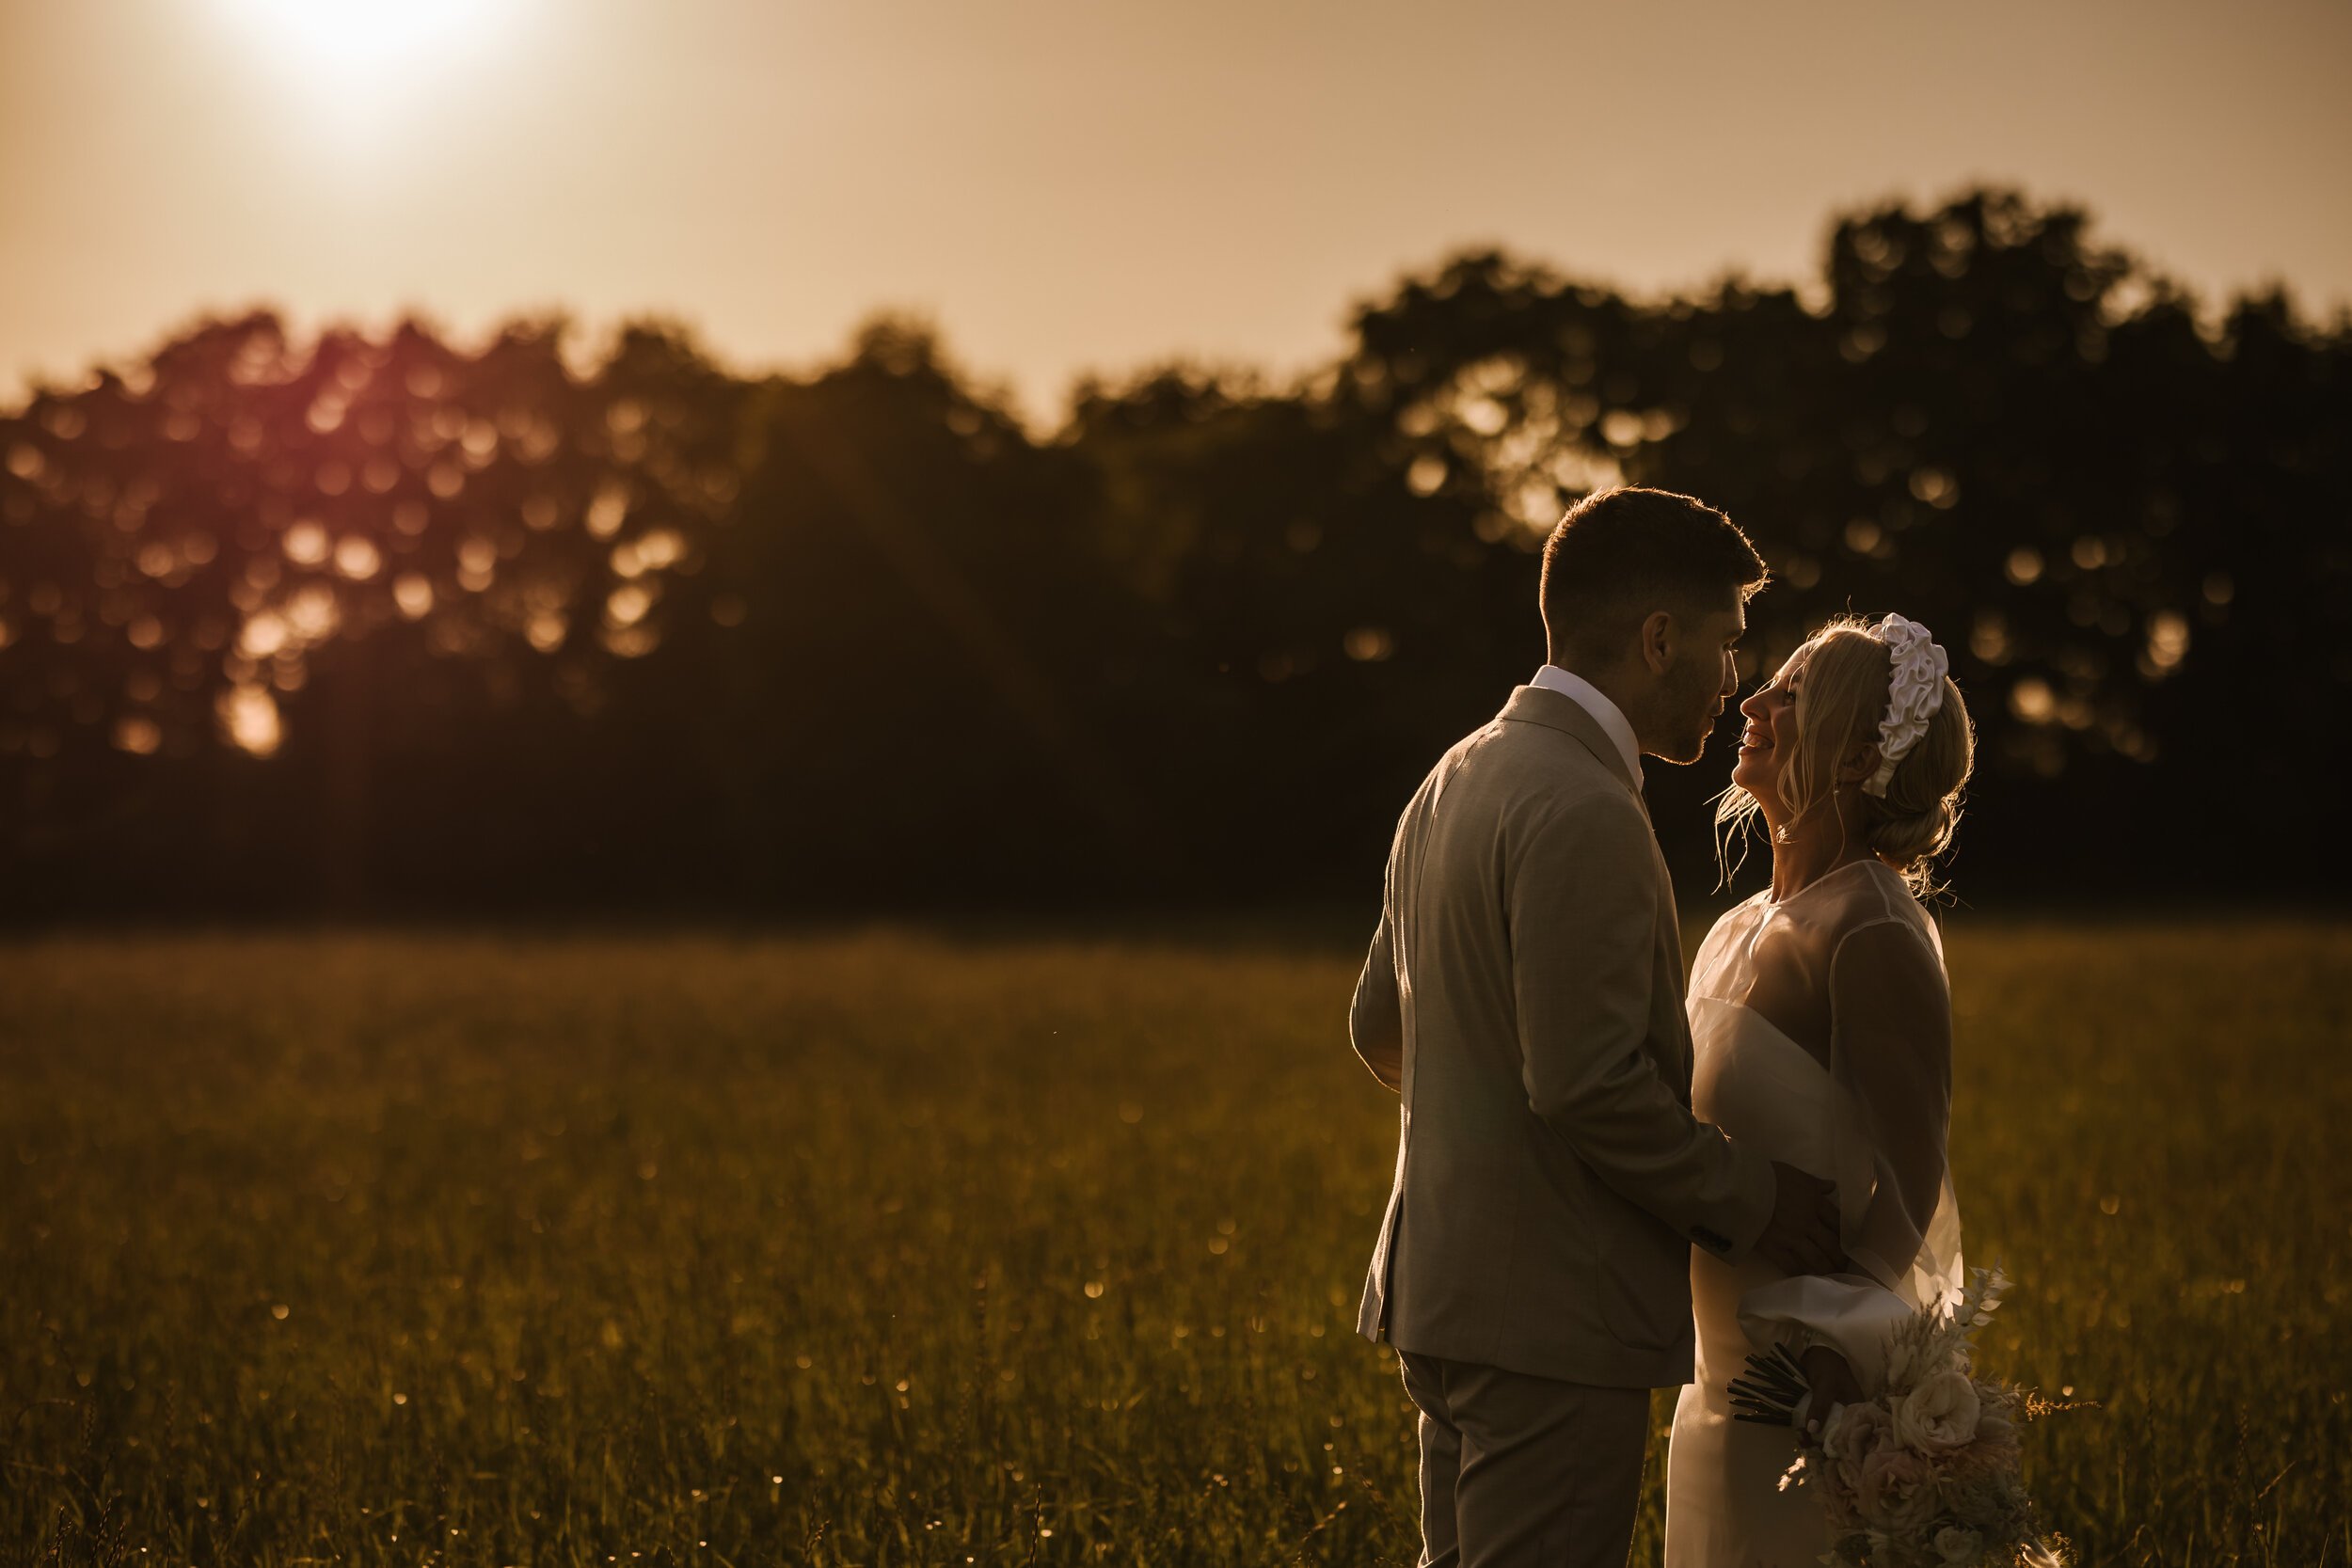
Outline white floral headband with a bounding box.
[1864,613,1949,797]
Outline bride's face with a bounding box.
[1731,649,1806,817]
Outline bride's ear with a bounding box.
[1837,739,1880,786]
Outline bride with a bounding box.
[1663,612,1975,1566]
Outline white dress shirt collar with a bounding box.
[1531,664,1644,788]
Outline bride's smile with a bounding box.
[1727,657,1804,806]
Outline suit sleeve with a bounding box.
[1510,795,1776,1260]
[1349,911,1405,1092]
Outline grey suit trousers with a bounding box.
[1398,1351,1651,1568]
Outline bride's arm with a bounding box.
[1739,916,1953,1391]
[1831,918,1953,1279]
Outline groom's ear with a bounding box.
[1637,609,1676,674]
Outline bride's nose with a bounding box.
[1739,688,1769,721]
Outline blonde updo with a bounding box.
[1716,613,1976,895]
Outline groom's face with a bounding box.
[1654,596,1748,765]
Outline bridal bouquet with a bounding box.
[1729,1267,2073,1568]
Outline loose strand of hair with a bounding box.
[1708,781,1763,893]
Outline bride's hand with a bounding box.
[1797,1344,1867,1440]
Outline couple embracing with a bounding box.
[1349,486,1973,1567]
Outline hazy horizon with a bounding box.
[6,0,2348,420]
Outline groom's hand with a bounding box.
[1754,1162,1843,1275]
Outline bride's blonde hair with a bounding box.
[1714,614,1976,895]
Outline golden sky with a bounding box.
[4,0,2347,420]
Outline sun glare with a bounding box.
[219,0,496,67]
[211,0,527,121]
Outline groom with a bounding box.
[1349,486,1843,1567]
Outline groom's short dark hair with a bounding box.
[1540,487,1767,663]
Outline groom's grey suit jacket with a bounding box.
[1351,684,1777,1388]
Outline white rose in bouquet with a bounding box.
[1934,1524,1986,1564]
[1892,1367,1981,1451]
[1857,1445,1941,1533]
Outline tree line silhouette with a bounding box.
[3,188,2344,920]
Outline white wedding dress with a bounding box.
[1663,858,1964,1567]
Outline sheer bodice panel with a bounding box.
[1690,856,1944,1059]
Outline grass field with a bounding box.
[1,923,2345,1566]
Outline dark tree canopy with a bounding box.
[3,189,2344,919]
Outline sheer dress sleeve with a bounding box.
[1738,912,1963,1389]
